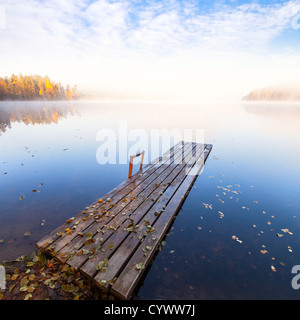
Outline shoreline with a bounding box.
[0,251,110,300]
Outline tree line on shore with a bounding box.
[0,74,80,100]
[243,87,300,101]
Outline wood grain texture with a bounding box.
[36,142,212,300]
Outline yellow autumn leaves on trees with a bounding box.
[0,74,80,101]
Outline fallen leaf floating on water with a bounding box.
[232,235,242,243]
[260,250,268,254]
[19,196,25,200]
[271,265,276,272]
[218,211,224,218]
[202,203,212,209]
[24,231,31,236]
[281,229,293,235]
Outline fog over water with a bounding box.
[0,100,300,299]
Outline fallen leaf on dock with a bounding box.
[24,293,32,300]
[100,280,106,286]
[135,262,145,270]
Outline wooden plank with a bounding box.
[35,141,213,300]
[41,142,190,263]
[78,143,202,279]
[93,144,207,290]
[62,143,195,269]
[55,144,187,254]
[110,144,212,299]
[36,141,184,252]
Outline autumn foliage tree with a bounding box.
[0,74,79,100]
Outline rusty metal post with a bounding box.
[128,150,145,178]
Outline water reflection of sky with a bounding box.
[0,100,300,299]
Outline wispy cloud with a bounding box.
[3,0,300,55]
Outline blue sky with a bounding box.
[0,0,300,99]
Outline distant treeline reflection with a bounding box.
[0,103,78,134]
[0,74,79,101]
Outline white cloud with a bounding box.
[1,0,300,99]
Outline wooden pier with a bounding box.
[36,141,212,299]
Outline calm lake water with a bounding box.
[0,100,300,299]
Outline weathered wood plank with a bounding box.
[79,143,201,278]
[93,144,207,290]
[36,141,184,252]
[110,144,212,299]
[35,142,213,300]
[64,143,195,269]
